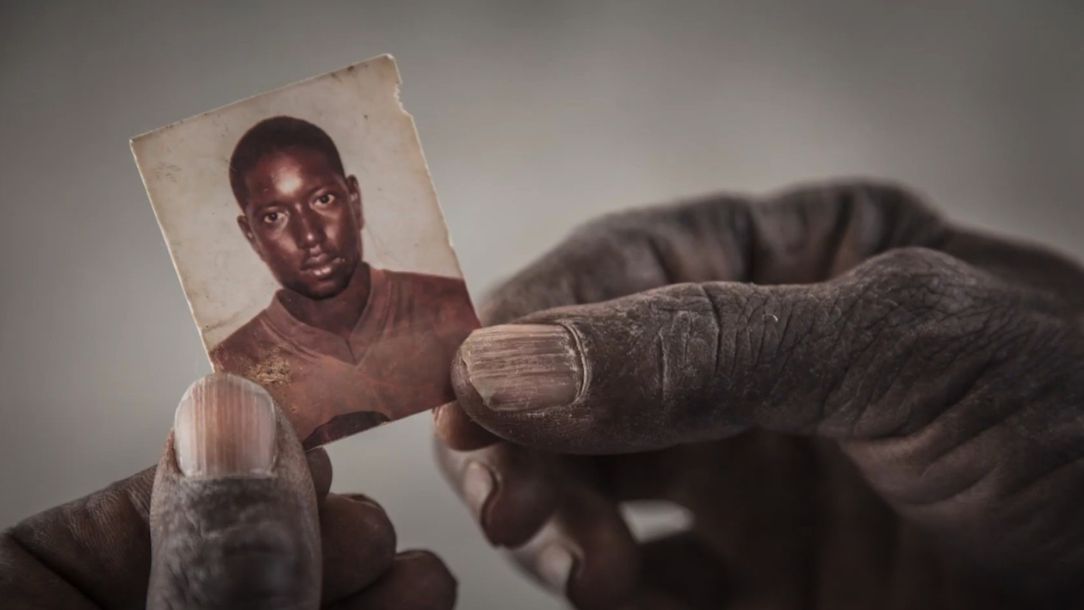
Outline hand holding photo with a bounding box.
[132,55,478,447]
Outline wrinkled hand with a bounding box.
[2,373,456,610]
[436,181,1084,609]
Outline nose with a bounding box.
[292,206,326,249]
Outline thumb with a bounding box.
[147,373,321,610]
[453,248,1015,453]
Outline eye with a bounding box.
[314,192,336,207]
[261,210,285,225]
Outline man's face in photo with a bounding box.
[237,146,363,300]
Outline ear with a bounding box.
[346,175,364,230]
[237,214,265,261]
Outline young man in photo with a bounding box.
[212,116,478,447]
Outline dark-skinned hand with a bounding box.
[2,373,456,610]
[435,181,1084,610]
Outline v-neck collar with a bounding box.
[263,266,392,365]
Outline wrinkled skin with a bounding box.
[0,391,456,610]
[436,181,1084,609]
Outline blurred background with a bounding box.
[2,1,1082,608]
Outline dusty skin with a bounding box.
[0,374,456,609]
[4,179,1082,609]
[437,180,1084,610]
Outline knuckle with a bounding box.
[826,247,1034,433]
[768,181,946,272]
[650,284,726,417]
[855,249,1003,355]
[807,179,942,231]
[857,181,945,246]
[857,247,982,317]
[849,179,939,219]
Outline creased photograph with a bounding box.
[132,55,478,447]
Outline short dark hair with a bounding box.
[228,116,345,208]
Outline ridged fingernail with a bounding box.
[462,461,495,518]
[460,324,583,412]
[174,373,277,477]
[537,544,577,593]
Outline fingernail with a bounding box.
[537,544,578,593]
[460,324,583,412]
[462,460,495,519]
[174,373,277,477]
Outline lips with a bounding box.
[301,254,346,279]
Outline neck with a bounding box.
[278,261,371,339]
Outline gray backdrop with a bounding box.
[2,2,1082,608]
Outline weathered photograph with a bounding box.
[132,55,478,447]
